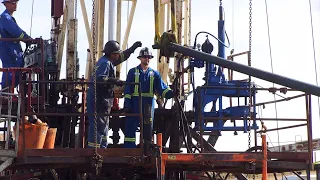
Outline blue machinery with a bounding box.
[190,3,258,135]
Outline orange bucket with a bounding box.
[43,128,57,149]
[17,123,48,157]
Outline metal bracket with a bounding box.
[0,157,14,172]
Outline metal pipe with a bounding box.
[202,117,307,121]
[79,77,86,148]
[257,123,307,133]
[255,94,306,107]
[156,133,163,179]
[166,43,320,97]
[154,0,161,44]
[262,134,268,180]
[24,112,141,117]
[170,0,177,36]
[306,95,313,170]
[108,0,116,40]
[157,133,163,152]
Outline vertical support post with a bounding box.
[154,0,161,45]
[15,89,21,154]
[170,0,177,38]
[262,134,268,180]
[80,0,94,79]
[138,82,144,152]
[108,0,116,40]
[157,1,169,84]
[116,0,122,44]
[157,133,163,152]
[56,0,69,79]
[157,133,165,180]
[66,0,77,83]
[315,164,320,180]
[121,0,137,50]
[306,94,313,180]
[85,0,99,78]
[19,82,25,159]
[78,77,86,148]
[116,0,137,78]
[115,0,122,73]
[96,0,106,60]
[143,104,152,155]
[184,0,191,94]
[198,89,203,152]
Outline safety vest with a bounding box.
[132,68,155,98]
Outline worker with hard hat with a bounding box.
[0,0,32,89]
[123,47,173,148]
[86,40,142,148]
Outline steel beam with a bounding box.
[23,148,142,157]
[162,153,263,162]
[0,150,16,157]
[167,43,320,97]
[0,158,14,172]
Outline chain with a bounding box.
[91,0,101,176]
[248,0,255,179]
[247,0,252,151]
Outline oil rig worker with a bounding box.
[87,40,142,148]
[0,0,32,89]
[123,47,174,148]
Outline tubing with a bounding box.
[167,43,320,97]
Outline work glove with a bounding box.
[132,41,142,49]
[128,41,142,53]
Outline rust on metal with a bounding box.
[162,153,263,162]
[22,148,142,158]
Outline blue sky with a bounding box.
[1,0,320,153]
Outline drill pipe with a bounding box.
[167,43,320,97]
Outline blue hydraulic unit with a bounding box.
[190,2,258,135]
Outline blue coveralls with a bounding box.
[0,9,31,89]
[87,56,115,148]
[123,65,173,148]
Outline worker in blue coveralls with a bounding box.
[123,47,174,148]
[87,40,142,148]
[0,0,32,89]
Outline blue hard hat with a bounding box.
[2,0,18,3]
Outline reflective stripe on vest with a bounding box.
[124,94,131,99]
[18,33,24,39]
[134,68,139,94]
[132,68,155,97]
[88,142,100,148]
[101,135,108,140]
[124,137,136,142]
[162,88,170,98]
